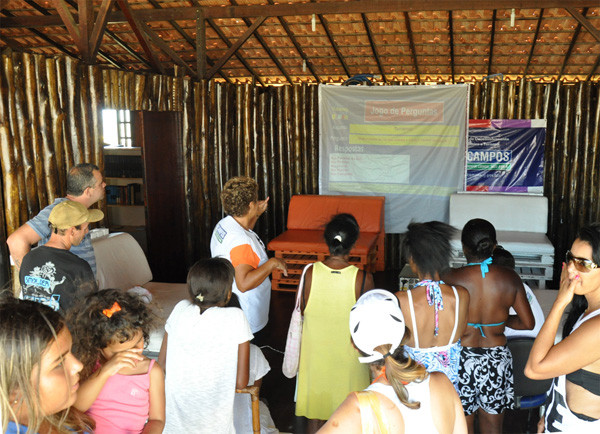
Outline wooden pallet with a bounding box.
[270,250,376,292]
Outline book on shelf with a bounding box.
[104,154,143,178]
[106,184,144,205]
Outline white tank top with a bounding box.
[366,377,438,433]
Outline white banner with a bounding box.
[319,84,469,233]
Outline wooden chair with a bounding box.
[236,385,261,434]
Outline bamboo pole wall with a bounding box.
[1,49,599,287]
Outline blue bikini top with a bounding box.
[466,256,493,278]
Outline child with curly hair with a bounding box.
[68,289,165,434]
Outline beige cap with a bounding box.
[48,201,104,229]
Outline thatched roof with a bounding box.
[1,0,599,84]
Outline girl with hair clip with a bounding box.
[320,290,466,433]
[295,213,375,432]
[525,223,600,432]
[68,289,165,434]
[0,297,93,434]
[395,221,470,389]
[159,258,262,434]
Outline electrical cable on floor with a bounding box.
[260,345,285,354]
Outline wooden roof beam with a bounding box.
[362,13,387,83]
[104,29,151,68]
[196,7,206,79]
[207,18,265,85]
[27,0,141,67]
[558,8,587,79]
[586,55,600,81]
[116,0,164,74]
[449,10,455,83]
[0,35,26,51]
[267,0,320,82]
[487,10,496,78]
[188,0,232,82]
[319,14,351,78]
[89,0,116,62]
[206,17,266,81]
[8,1,600,28]
[142,0,227,80]
[0,8,77,58]
[523,9,544,76]
[78,0,93,60]
[51,0,84,54]
[404,12,420,83]
[566,7,600,42]
[229,0,292,84]
[147,0,196,51]
[37,0,117,64]
[138,21,197,77]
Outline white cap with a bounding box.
[349,289,406,364]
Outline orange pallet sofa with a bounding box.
[267,194,385,292]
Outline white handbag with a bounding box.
[282,263,312,378]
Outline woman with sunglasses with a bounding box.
[525,223,600,432]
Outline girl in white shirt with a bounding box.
[159,258,253,434]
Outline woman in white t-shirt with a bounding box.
[210,176,287,334]
[158,258,253,434]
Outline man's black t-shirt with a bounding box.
[19,245,97,314]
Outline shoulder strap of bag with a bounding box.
[295,263,313,311]
[356,391,390,434]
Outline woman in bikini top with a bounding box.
[525,223,600,428]
[394,221,469,385]
[443,218,535,349]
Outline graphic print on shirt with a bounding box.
[215,223,227,243]
[22,261,64,311]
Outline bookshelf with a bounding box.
[103,111,187,283]
[103,147,147,251]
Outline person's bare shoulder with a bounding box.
[395,290,408,303]
[453,284,470,298]
[490,265,523,292]
[442,267,471,286]
[319,393,362,433]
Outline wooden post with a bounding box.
[196,8,206,79]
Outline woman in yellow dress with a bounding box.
[295,213,374,432]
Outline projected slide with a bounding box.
[319,85,469,232]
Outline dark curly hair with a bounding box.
[220,176,258,217]
[67,289,158,380]
[401,221,457,278]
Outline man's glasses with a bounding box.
[565,250,598,273]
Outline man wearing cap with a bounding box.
[7,163,106,275]
[18,201,104,314]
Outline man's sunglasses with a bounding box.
[565,250,598,273]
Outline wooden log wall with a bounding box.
[1,49,599,288]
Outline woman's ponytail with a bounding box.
[373,344,428,409]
